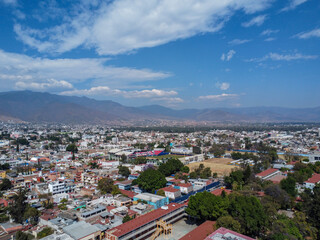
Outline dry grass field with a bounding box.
[187,158,239,177]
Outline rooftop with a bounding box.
[179,221,215,240]
[108,203,185,237]
[256,168,279,177]
[205,227,255,240]
[305,173,320,184]
[63,221,100,240]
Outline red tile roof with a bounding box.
[108,203,185,237]
[270,175,287,184]
[305,173,320,184]
[256,168,279,177]
[179,221,215,240]
[211,188,232,196]
[161,186,180,193]
[119,189,137,199]
[177,183,192,188]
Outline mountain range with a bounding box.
[0,91,320,124]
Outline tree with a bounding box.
[181,166,190,173]
[122,214,135,223]
[280,176,297,197]
[24,207,40,225]
[158,158,184,176]
[135,169,167,193]
[0,178,12,191]
[121,154,127,162]
[16,231,33,240]
[216,216,241,233]
[156,189,165,196]
[118,166,130,178]
[264,184,292,210]
[111,185,122,196]
[209,144,226,158]
[134,157,147,165]
[9,188,28,223]
[37,227,54,239]
[228,194,267,237]
[97,178,114,194]
[186,191,229,221]
[66,143,78,153]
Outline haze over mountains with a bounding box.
[0,91,319,124]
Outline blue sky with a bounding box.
[0,0,319,109]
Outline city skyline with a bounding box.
[0,0,319,109]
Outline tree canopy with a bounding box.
[135,169,167,193]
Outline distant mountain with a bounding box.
[0,91,319,123]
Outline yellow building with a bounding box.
[0,170,6,179]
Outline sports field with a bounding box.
[187,158,239,177]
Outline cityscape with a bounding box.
[0,0,320,240]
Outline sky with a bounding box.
[0,0,319,109]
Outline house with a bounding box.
[63,221,102,240]
[161,186,181,200]
[205,227,255,240]
[133,193,169,209]
[177,183,193,194]
[115,180,132,190]
[255,168,281,180]
[304,173,320,190]
[48,181,75,195]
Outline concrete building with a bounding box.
[133,193,169,209]
[105,203,187,240]
[161,186,182,200]
[255,168,281,181]
[48,181,75,195]
[63,221,102,240]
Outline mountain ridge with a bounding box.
[0,91,319,123]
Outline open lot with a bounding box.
[187,158,239,177]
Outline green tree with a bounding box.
[216,216,241,233]
[118,166,130,178]
[0,178,12,191]
[156,189,165,196]
[134,157,147,165]
[228,194,267,237]
[9,188,28,223]
[16,231,34,240]
[158,158,184,176]
[280,176,297,197]
[66,143,78,153]
[135,169,167,192]
[181,166,190,173]
[37,227,54,239]
[186,191,229,220]
[97,178,114,194]
[24,207,40,225]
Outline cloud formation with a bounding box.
[216,82,230,90]
[228,39,251,45]
[0,50,169,91]
[242,15,267,27]
[15,79,73,91]
[295,28,320,39]
[249,52,318,62]
[198,93,239,101]
[221,50,236,61]
[261,29,279,36]
[281,0,309,11]
[13,0,274,55]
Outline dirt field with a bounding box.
[187,158,239,177]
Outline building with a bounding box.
[255,168,281,180]
[205,227,255,240]
[179,221,215,240]
[48,181,75,195]
[161,186,181,200]
[63,221,102,240]
[133,193,169,209]
[304,173,320,190]
[309,154,320,163]
[179,154,204,165]
[177,183,193,194]
[105,203,187,240]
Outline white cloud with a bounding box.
[242,15,267,27]
[294,28,320,39]
[0,50,170,90]
[0,0,17,6]
[228,39,251,45]
[151,97,184,104]
[13,0,274,55]
[281,0,309,11]
[248,52,318,62]
[264,37,276,41]
[261,29,279,36]
[15,79,73,91]
[198,93,239,101]
[221,50,236,61]
[216,82,230,90]
[61,86,178,99]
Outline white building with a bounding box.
[48,181,75,195]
